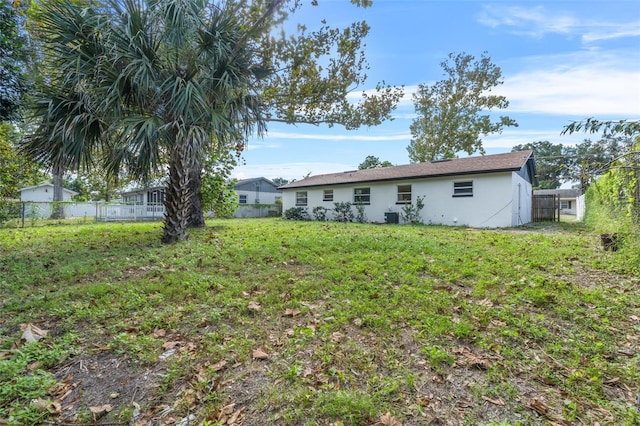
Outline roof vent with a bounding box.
[431,159,452,163]
[343,170,358,173]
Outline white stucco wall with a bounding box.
[236,189,281,205]
[283,172,529,228]
[511,172,532,226]
[20,185,75,202]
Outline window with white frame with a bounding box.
[239,194,247,204]
[560,200,572,209]
[353,187,371,205]
[453,181,473,197]
[323,189,334,202]
[397,184,412,204]
[296,191,308,206]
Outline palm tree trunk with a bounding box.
[187,159,205,228]
[51,164,65,219]
[162,144,190,243]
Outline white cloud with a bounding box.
[498,51,640,116]
[232,161,357,181]
[483,128,589,149]
[478,5,640,43]
[478,5,577,38]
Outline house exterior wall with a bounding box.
[20,185,75,202]
[282,172,527,228]
[511,172,533,226]
[236,189,281,205]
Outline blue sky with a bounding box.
[232,0,640,181]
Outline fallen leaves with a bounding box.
[20,323,48,343]
[369,412,402,426]
[252,347,269,360]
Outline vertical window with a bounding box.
[239,194,247,204]
[353,187,371,205]
[397,184,412,204]
[453,181,473,197]
[296,191,308,206]
[323,189,334,202]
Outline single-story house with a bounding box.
[19,182,78,202]
[280,150,537,228]
[235,177,282,205]
[533,189,582,215]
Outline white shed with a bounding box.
[280,151,537,228]
[19,182,78,202]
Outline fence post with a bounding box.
[21,202,25,228]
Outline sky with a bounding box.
[231,0,640,182]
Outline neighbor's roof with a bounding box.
[234,177,277,187]
[534,189,582,198]
[280,150,535,189]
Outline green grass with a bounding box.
[0,219,638,425]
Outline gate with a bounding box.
[532,194,559,222]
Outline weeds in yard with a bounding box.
[0,219,638,425]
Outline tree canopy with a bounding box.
[21,0,402,242]
[358,155,393,170]
[408,52,517,163]
[512,141,566,189]
[0,1,30,122]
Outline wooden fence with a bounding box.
[532,194,559,222]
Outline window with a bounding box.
[296,191,308,206]
[353,187,371,205]
[323,189,334,202]
[147,189,165,204]
[239,194,247,204]
[453,181,473,197]
[397,184,412,204]
[561,200,572,209]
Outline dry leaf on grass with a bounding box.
[283,308,301,317]
[252,348,269,360]
[31,398,62,414]
[89,404,113,414]
[369,412,402,426]
[20,323,48,343]
[247,301,262,312]
[482,396,505,406]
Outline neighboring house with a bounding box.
[121,186,166,206]
[280,150,537,228]
[19,182,78,202]
[235,177,282,205]
[234,177,282,218]
[533,189,582,215]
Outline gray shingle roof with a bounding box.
[280,150,534,189]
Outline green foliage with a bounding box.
[332,201,353,222]
[284,206,309,220]
[400,195,425,224]
[408,52,517,162]
[0,1,31,121]
[0,336,76,425]
[562,118,640,137]
[0,124,46,199]
[358,155,393,170]
[312,206,329,221]
[201,152,239,219]
[512,141,566,189]
[354,202,367,223]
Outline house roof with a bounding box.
[534,189,582,198]
[19,181,78,195]
[280,150,535,189]
[234,177,277,188]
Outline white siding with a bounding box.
[20,185,75,202]
[283,172,529,228]
[236,189,281,205]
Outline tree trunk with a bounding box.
[187,159,205,228]
[162,144,190,243]
[51,165,65,219]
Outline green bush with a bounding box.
[333,202,353,222]
[284,207,310,221]
[312,206,329,221]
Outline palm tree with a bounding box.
[25,0,268,242]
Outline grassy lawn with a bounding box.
[0,219,638,425]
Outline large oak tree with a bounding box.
[408,52,517,163]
